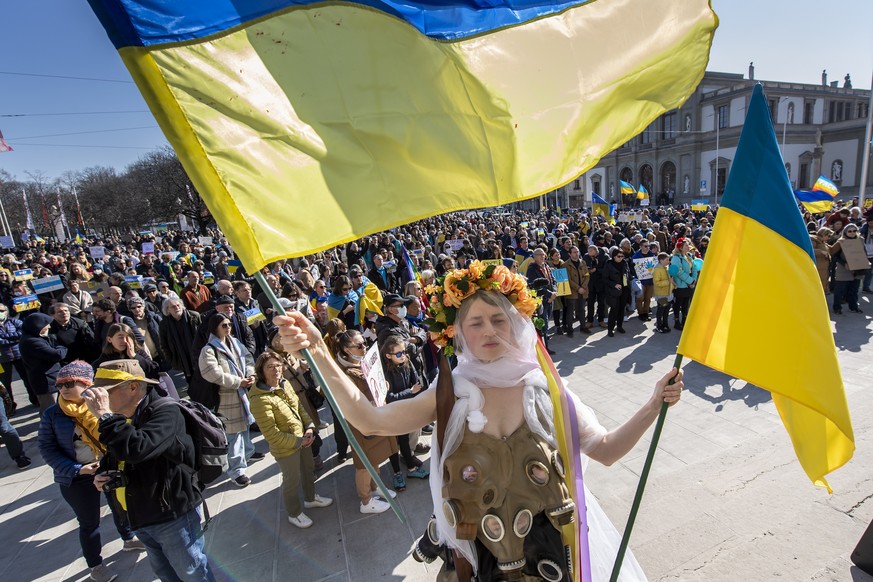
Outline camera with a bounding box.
[100,470,127,492]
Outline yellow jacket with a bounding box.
[652,265,675,297]
[248,380,314,458]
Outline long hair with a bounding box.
[103,322,142,355]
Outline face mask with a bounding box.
[349,353,364,361]
[0,312,6,322]
[366,314,377,322]
[395,306,407,319]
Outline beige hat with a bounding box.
[92,359,160,390]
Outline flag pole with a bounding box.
[252,271,407,524]
[857,68,873,209]
[609,353,683,582]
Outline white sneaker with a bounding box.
[360,497,391,514]
[89,564,118,582]
[288,512,313,529]
[375,488,397,500]
[304,494,334,509]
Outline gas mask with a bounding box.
[439,426,574,579]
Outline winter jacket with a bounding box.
[0,317,24,362]
[669,252,697,289]
[384,362,421,403]
[249,380,314,459]
[38,404,94,487]
[652,265,675,298]
[198,336,255,434]
[192,309,255,358]
[158,310,201,378]
[50,317,97,364]
[19,313,68,395]
[98,388,201,529]
[560,258,589,300]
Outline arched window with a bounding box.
[639,164,654,194]
[620,167,633,183]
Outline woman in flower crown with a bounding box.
[276,260,682,581]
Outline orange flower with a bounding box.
[467,261,485,280]
[444,272,477,308]
[429,330,447,347]
[490,265,515,294]
[444,325,456,339]
[512,273,527,293]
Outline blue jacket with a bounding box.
[670,253,697,289]
[0,317,23,362]
[38,405,89,487]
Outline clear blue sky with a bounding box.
[0,0,871,181]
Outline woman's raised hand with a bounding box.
[652,367,683,409]
[274,311,326,358]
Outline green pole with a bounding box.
[253,271,406,523]
[609,353,683,582]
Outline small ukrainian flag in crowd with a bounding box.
[620,180,635,195]
[636,183,649,201]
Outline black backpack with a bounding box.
[153,398,229,527]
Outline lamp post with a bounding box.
[859,69,873,208]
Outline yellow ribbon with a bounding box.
[94,368,144,382]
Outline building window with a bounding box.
[799,163,809,189]
[662,112,677,139]
[620,167,633,184]
[573,179,581,190]
[829,101,835,123]
[859,102,869,118]
[640,123,654,145]
[591,176,601,195]
[768,99,777,122]
[717,105,729,129]
[804,101,814,124]
[836,102,844,121]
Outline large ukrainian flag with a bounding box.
[87,0,717,273]
[678,84,854,492]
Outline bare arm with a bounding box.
[586,368,683,466]
[275,312,436,436]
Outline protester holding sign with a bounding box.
[333,330,401,510]
[631,240,657,321]
[829,224,868,314]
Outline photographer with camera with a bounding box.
[38,361,145,582]
[82,360,215,582]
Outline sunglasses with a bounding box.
[220,323,232,329]
[389,351,407,358]
[57,381,79,390]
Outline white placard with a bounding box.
[360,343,389,407]
[142,242,155,255]
[89,246,105,260]
[633,256,658,281]
[198,236,213,247]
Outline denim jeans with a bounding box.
[0,401,23,460]
[136,506,214,582]
[226,429,254,479]
[59,476,133,568]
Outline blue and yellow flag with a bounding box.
[591,193,615,224]
[678,84,853,492]
[227,259,243,275]
[87,0,717,273]
[812,175,839,198]
[620,180,635,195]
[794,189,836,214]
[636,183,649,201]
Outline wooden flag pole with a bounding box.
[253,271,406,523]
[609,354,683,582]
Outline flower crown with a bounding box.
[423,260,541,356]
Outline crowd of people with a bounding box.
[0,199,870,581]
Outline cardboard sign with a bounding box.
[381,260,396,273]
[244,307,266,324]
[444,239,465,251]
[13,269,33,281]
[89,246,105,260]
[410,248,424,256]
[142,242,155,255]
[125,275,144,289]
[13,294,40,312]
[552,268,571,296]
[198,236,213,247]
[202,271,214,285]
[840,237,872,271]
[0,235,14,249]
[32,275,66,294]
[632,256,658,281]
[360,343,389,407]
[618,212,643,223]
